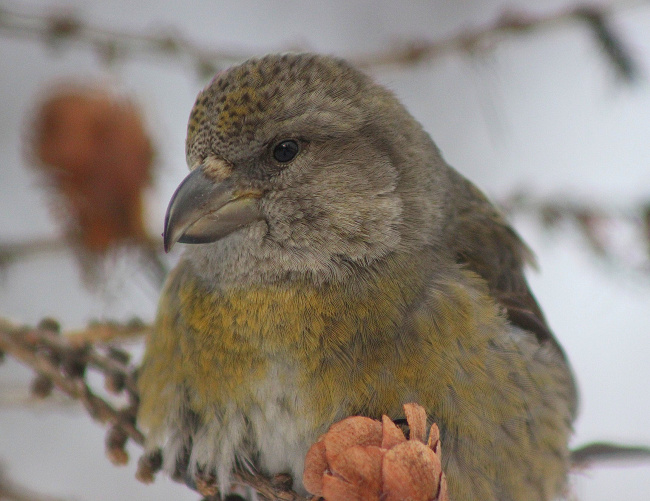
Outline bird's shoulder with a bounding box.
[444,172,564,356]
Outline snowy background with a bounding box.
[1,0,649,499]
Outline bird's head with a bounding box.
[164,54,449,283]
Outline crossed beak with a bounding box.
[163,161,263,252]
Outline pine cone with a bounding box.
[29,84,154,254]
[303,403,448,501]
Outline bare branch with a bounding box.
[500,192,650,275]
[0,464,69,501]
[0,316,309,500]
[63,318,149,346]
[0,2,643,78]
[0,236,168,290]
[0,237,68,268]
[0,4,249,74]
[354,1,642,74]
[0,317,144,445]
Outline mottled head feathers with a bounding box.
[187,54,401,167]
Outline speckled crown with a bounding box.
[185,53,374,166]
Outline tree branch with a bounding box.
[353,1,642,78]
[0,465,69,501]
[0,317,144,445]
[0,2,643,78]
[500,192,650,275]
[0,316,308,501]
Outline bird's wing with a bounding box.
[446,173,564,355]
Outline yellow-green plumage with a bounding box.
[138,53,576,500]
[140,255,572,499]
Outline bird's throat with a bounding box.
[174,254,430,415]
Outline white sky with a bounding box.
[1,1,649,500]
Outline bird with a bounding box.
[137,53,578,501]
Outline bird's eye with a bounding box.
[272,140,299,163]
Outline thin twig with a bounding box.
[0,316,308,500]
[0,317,144,445]
[0,237,68,268]
[0,236,169,293]
[65,319,150,346]
[0,465,69,501]
[0,236,164,268]
[500,192,650,274]
[0,2,644,77]
[353,2,643,73]
[0,3,249,73]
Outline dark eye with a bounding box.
[272,140,299,163]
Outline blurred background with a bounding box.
[1,0,649,499]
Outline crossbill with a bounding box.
[137,53,577,501]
